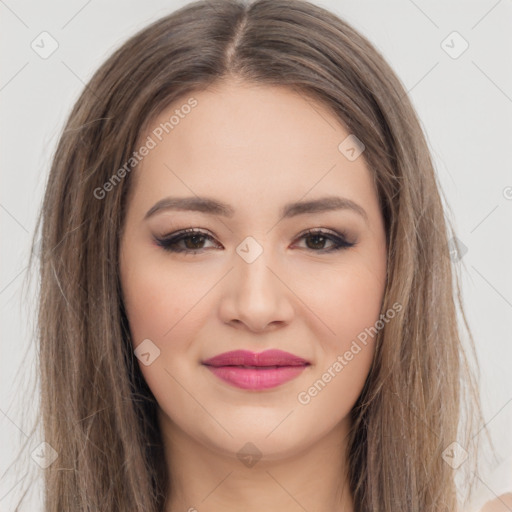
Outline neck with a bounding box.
[160,411,355,512]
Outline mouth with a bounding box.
[202,349,311,390]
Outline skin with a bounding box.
[119,80,388,512]
[480,494,512,512]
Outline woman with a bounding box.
[21,0,488,510]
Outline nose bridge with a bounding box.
[235,235,277,293]
[219,234,294,331]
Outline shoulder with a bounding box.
[477,493,512,512]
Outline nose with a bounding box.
[218,246,295,333]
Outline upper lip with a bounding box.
[202,349,310,368]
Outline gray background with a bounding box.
[1,0,511,510]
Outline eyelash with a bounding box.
[154,228,356,254]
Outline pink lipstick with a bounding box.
[202,349,310,390]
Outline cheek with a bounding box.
[120,258,208,411]
[294,255,385,399]
[294,258,385,348]
[121,254,201,346]
[292,266,385,429]
[337,266,385,337]
[320,269,382,373]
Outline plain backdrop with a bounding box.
[1,1,511,510]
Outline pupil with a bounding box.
[185,235,204,249]
[307,234,325,249]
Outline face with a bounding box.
[119,80,387,461]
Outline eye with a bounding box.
[154,228,219,253]
[294,229,356,252]
[154,228,356,254]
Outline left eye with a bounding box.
[154,228,355,254]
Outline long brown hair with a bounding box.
[14,0,484,510]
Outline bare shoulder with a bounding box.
[477,493,512,512]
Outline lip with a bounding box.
[202,349,310,390]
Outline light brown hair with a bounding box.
[14,0,484,510]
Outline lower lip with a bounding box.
[203,365,308,390]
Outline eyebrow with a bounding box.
[144,195,369,224]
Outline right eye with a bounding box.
[154,228,221,254]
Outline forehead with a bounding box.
[141,81,347,168]
[129,81,378,221]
